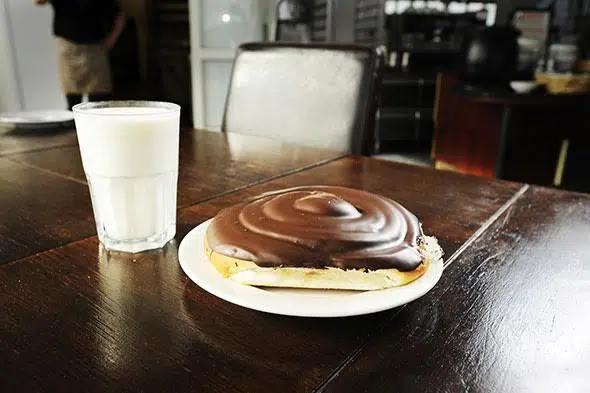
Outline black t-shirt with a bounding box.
[51,0,120,44]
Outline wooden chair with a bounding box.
[221,42,379,155]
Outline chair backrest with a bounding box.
[221,42,380,155]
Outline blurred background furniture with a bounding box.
[222,42,379,154]
[369,3,492,165]
[433,72,590,190]
[275,0,312,41]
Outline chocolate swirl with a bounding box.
[206,186,423,271]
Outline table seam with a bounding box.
[4,152,349,205]
[1,154,349,267]
[311,183,531,393]
[175,154,349,210]
[0,142,79,158]
[5,156,88,186]
[442,183,529,270]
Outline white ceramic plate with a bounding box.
[178,220,443,317]
[0,110,74,129]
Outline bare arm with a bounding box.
[103,12,126,51]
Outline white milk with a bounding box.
[74,104,180,253]
[75,107,179,177]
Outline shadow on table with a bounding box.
[1,123,74,136]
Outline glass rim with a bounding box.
[72,100,180,115]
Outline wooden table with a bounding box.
[2,127,589,392]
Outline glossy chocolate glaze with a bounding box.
[206,186,424,271]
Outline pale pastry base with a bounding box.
[204,236,443,291]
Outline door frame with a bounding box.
[189,0,267,130]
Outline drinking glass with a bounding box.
[73,101,180,253]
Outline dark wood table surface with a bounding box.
[0,128,344,264]
[1,127,589,392]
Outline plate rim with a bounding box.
[0,110,74,125]
[178,219,443,317]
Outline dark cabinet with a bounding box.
[149,0,192,124]
[376,71,436,148]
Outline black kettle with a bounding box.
[458,26,520,87]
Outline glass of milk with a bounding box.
[73,101,180,253]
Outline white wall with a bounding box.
[0,0,65,112]
[0,1,21,112]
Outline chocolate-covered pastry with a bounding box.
[205,186,443,290]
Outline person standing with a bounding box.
[35,0,126,109]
